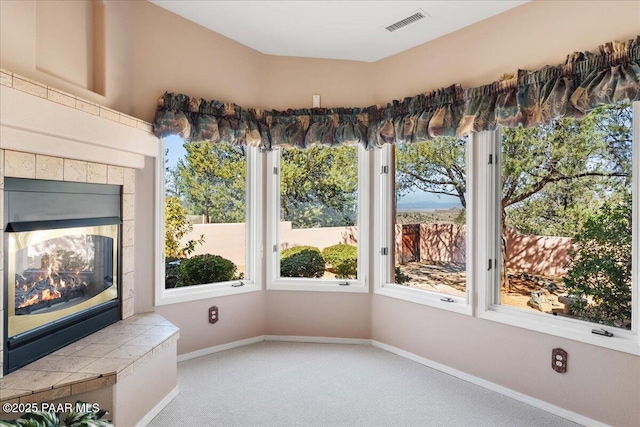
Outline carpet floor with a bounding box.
[148,341,581,427]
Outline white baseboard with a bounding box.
[265,335,371,345]
[135,385,179,427]
[177,336,266,362]
[371,341,606,427]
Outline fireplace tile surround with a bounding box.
[0,151,137,377]
[0,68,174,425]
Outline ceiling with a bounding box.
[149,1,530,63]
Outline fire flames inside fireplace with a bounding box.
[8,224,118,338]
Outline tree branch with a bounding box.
[505,171,628,207]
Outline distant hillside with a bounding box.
[397,201,461,211]
[396,207,463,225]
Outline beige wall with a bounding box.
[2,1,640,425]
[373,0,640,104]
[0,0,132,114]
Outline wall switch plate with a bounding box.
[208,306,219,324]
[312,95,320,108]
[552,348,567,373]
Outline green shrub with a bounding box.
[322,244,357,279]
[394,266,411,285]
[165,257,180,288]
[280,246,326,278]
[564,193,632,329]
[177,254,239,287]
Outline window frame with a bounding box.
[154,138,262,306]
[477,102,640,355]
[373,136,475,316]
[266,144,369,293]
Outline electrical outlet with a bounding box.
[208,306,219,324]
[552,348,567,373]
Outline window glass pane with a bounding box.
[500,104,632,329]
[164,136,246,288]
[279,145,358,279]
[393,137,467,297]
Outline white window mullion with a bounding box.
[155,141,261,306]
[479,104,640,355]
[267,145,369,293]
[374,137,473,315]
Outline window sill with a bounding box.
[267,279,369,293]
[155,281,261,306]
[375,284,472,315]
[479,306,640,355]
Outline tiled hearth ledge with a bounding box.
[0,313,179,408]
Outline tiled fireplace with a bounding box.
[0,70,178,425]
[0,68,155,378]
[0,153,137,377]
[4,178,122,374]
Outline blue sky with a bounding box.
[165,135,186,169]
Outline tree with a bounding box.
[395,103,632,289]
[171,141,246,224]
[165,196,204,258]
[564,192,632,329]
[280,145,358,228]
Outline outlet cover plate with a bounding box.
[552,348,567,373]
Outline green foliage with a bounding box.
[165,196,204,258]
[396,136,467,208]
[280,145,358,228]
[171,141,246,223]
[0,402,112,427]
[177,254,240,287]
[453,208,466,225]
[394,266,411,285]
[564,193,632,329]
[164,257,180,289]
[280,246,326,278]
[322,244,357,279]
[502,104,631,237]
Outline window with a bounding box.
[155,136,261,305]
[374,136,473,314]
[480,102,639,352]
[267,144,369,292]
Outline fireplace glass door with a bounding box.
[8,223,119,338]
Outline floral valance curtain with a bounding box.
[153,36,640,149]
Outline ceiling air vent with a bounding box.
[385,10,427,32]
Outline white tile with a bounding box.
[122,298,134,319]
[75,99,99,115]
[36,155,64,180]
[13,77,47,98]
[87,163,108,184]
[48,89,76,108]
[123,220,135,247]
[99,107,120,122]
[122,194,135,220]
[107,165,124,185]
[136,121,153,133]
[122,245,134,274]
[119,115,137,128]
[123,168,136,194]
[122,271,134,299]
[0,71,13,88]
[0,150,4,188]
[5,151,36,178]
[63,159,88,182]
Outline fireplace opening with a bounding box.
[4,178,122,374]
